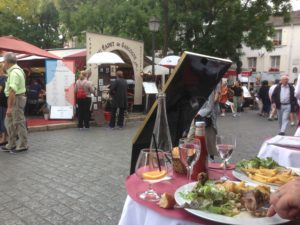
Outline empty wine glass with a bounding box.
[135,149,169,201]
[216,134,236,181]
[178,138,201,183]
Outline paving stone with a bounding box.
[44,211,66,225]
[11,206,33,218]
[63,211,85,223]
[51,204,72,216]
[0,200,23,211]
[0,115,297,225]
[4,219,26,225]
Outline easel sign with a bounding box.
[50,106,74,119]
[143,82,158,94]
[143,82,158,113]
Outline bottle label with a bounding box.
[195,127,205,137]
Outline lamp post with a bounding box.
[149,16,160,77]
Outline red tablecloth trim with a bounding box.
[125,162,237,225]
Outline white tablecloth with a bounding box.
[257,135,300,168]
[118,196,202,225]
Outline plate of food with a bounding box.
[174,174,289,225]
[233,157,299,188]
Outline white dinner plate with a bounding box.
[232,167,300,190]
[174,181,289,225]
[232,169,279,190]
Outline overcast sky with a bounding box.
[292,0,300,10]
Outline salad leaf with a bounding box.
[180,181,241,217]
[236,157,279,169]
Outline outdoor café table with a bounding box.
[257,135,300,168]
[118,163,237,225]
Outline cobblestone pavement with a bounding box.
[0,109,297,225]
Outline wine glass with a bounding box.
[135,149,169,202]
[178,138,201,183]
[216,134,236,181]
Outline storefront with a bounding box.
[86,32,144,109]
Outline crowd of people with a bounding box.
[215,75,299,136]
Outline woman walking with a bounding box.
[258,80,271,117]
[219,81,228,116]
[0,63,7,145]
[231,81,243,117]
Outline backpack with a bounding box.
[76,81,87,99]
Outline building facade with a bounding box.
[240,10,300,82]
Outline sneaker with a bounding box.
[291,122,295,126]
[233,113,237,117]
[12,147,28,153]
[1,146,16,152]
[268,118,273,121]
[221,113,225,117]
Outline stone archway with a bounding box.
[86,32,144,106]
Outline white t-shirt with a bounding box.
[295,74,300,106]
[269,84,277,101]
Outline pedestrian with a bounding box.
[290,78,298,126]
[258,80,271,117]
[1,52,28,152]
[109,70,128,129]
[26,79,42,115]
[272,75,295,135]
[254,77,262,114]
[219,80,228,116]
[231,81,243,117]
[268,79,279,121]
[294,74,300,136]
[75,70,93,130]
[85,69,94,121]
[187,88,220,161]
[0,63,7,145]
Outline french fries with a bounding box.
[242,168,297,185]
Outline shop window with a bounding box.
[270,56,280,71]
[247,57,257,71]
[272,30,282,46]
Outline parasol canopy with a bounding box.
[0,36,61,59]
[143,65,169,75]
[159,55,180,68]
[87,52,124,64]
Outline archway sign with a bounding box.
[86,32,144,126]
[86,32,144,106]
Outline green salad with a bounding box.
[236,157,279,170]
[180,180,241,217]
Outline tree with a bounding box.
[167,0,291,67]
[55,0,161,55]
[0,0,62,48]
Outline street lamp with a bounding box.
[149,16,160,77]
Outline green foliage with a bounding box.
[169,0,291,62]
[0,0,293,65]
[0,0,62,48]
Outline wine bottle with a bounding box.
[150,92,173,176]
[191,121,208,180]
